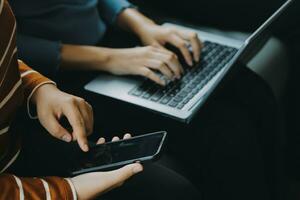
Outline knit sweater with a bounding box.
[0,1,76,199]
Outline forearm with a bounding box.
[60,44,111,71]
[116,8,156,37]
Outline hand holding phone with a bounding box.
[71,162,143,199]
[70,134,143,199]
[69,131,167,176]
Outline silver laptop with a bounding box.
[85,0,293,123]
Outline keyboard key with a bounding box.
[212,68,220,75]
[187,94,195,100]
[146,86,159,95]
[142,93,151,99]
[190,82,198,88]
[131,89,143,97]
[177,104,185,110]
[207,73,214,80]
[177,91,188,98]
[167,93,176,98]
[187,85,195,90]
[216,63,224,70]
[197,82,206,90]
[191,89,199,96]
[168,101,179,107]
[183,99,190,104]
[160,96,172,104]
[183,88,192,93]
[193,78,202,85]
[151,92,164,102]
[173,96,184,103]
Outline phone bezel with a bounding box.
[70,131,167,176]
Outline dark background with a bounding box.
[130,0,300,185]
[130,0,299,38]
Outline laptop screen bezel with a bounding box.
[237,0,293,64]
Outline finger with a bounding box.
[77,100,94,136]
[106,163,143,186]
[146,59,174,80]
[44,114,72,142]
[137,67,165,86]
[96,137,106,145]
[151,42,164,49]
[154,51,184,78]
[167,35,193,66]
[112,136,120,142]
[177,31,202,62]
[190,34,203,62]
[123,133,131,139]
[62,103,89,152]
[154,47,179,60]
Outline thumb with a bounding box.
[42,114,72,142]
[107,163,143,185]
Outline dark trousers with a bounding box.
[286,32,300,179]
[87,68,285,200]
[15,29,286,200]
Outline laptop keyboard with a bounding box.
[128,41,238,110]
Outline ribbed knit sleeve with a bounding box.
[18,60,55,99]
[18,60,56,119]
[98,0,135,25]
[0,174,77,200]
[0,1,77,199]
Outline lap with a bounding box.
[87,65,284,199]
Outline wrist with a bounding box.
[117,8,156,37]
[28,83,57,119]
[71,173,101,200]
[31,83,57,105]
[134,21,157,39]
[95,48,118,72]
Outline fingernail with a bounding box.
[188,61,193,66]
[62,135,71,142]
[83,144,89,152]
[99,138,105,143]
[133,165,143,174]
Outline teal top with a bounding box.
[10,0,133,77]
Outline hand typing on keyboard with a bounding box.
[116,10,203,85]
[136,23,203,67]
[102,46,184,86]
[129,41,238,110]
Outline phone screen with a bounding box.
[71,131,166,174]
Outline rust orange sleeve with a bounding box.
[0,174,76,200]
[18,60,56,118]
[18,60,55,99]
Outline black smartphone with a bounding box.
[69,131,167,176]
